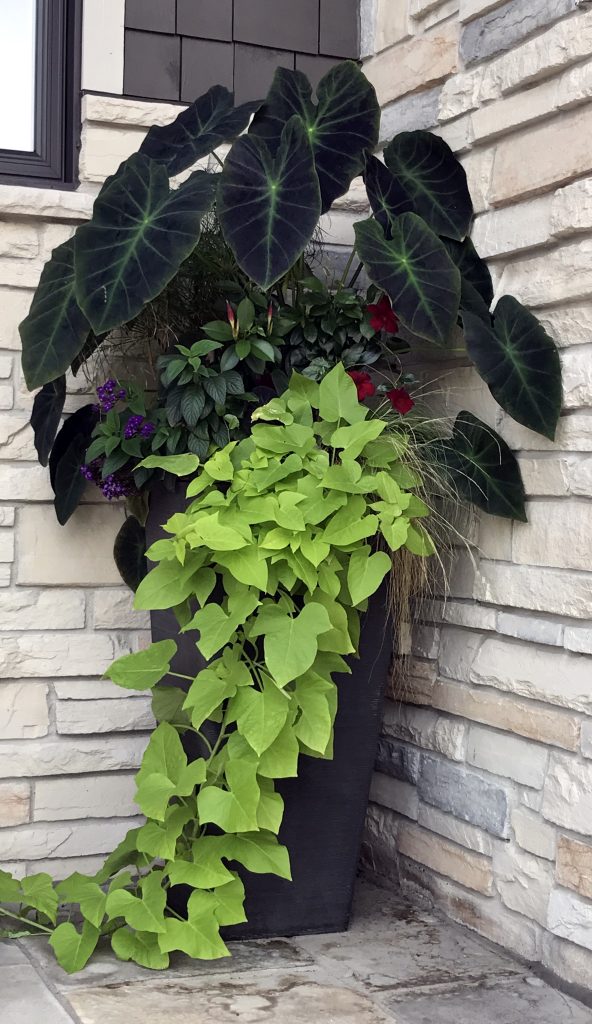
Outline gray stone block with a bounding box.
[418,755,510,837]
[376,737,421,784]
[460,0,575,66]
[379,87,441,143]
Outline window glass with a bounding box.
[0,0,37,152]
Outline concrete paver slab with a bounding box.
[0,964,74,1024]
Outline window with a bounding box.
[0,0,81,186]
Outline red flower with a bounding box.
[348,370,376,402]
[367,295,399,335]
[387,388,414,415]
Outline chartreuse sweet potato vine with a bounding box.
[0,365,433,972]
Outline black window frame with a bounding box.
[0,0,82,188]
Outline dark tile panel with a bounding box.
[125,0,176,34]
[320,0,359,57]
[295,53,339,92]
[233,0,320,56]
[124,30,181,101]
[177,0,233,41]
[234,44,295,104]
[181,37,234,102]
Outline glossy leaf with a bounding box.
[354,216,461,346]
[53,432,89,526]
[114,516,147,592]
[218,116,321,289]
[364,152,412,235]
[105,639,177,690]
[20,238,90,390]
[250,62,379,213]
[48,404,98,491]
[139,85,260,176]
[30,376,66,466]
[384,130,473,241]
[441,411,527,521]
[75,156,217,334]
[443,236,493,317]
[464,296,562,440]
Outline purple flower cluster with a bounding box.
[124,415,156,440]
[80,459,102,483]
[101,474,133,500]
[96,379,126,413]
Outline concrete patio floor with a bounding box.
[2,879,591,1024]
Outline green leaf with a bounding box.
[354,216,461,346]
[30,376,66,466]
[158,890,229,961]
[347,547,392,606]
[255,603,332,687]
[183,668,237,730]
[106,871,167,934]
[138,454,200,476]
[257,778,284,833]
[213,876,247,927]
[250,62,380,213]
[135,557,204,610]
[104,639,177,689]
[0,870,22,903]
[383,130,473,241]
[139,85,260,176]
[197,759,261,833]
[330,419,386,460]
[20,238,90,390]
[318,362,366,425]
[136,805,192,861]
[111,927,169,970]
[167,848,235,891]
[135,772,176,821]
[380,516,410,552]
[49,921,100,975]
[441,411,527,521]
[75,157,217,334]
[190,605,239,660]
[94,829,143,884]
[229,682,290,755]
[21,874,58,923]
[294,674,334,754]
[56,874,107,929]
[152,685,190,727]
[464,296,562,441]
[323,499,378,546]
[218,115,321,289]
[191,513,250,551]
[258,719,300,778]
[114,516,147,592]
[216,832,292,879]
[405,523,436,557]
[215,546,269,591]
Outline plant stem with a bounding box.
[0,909,53,935]
[211,151,225,169]
[348,262,364,289]
[339,248,356,288]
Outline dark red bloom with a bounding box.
[387,387,414,415]
[348,370,376,402]
[367,295,399,335]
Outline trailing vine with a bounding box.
[0,366,432,971]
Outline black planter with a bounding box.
[145,483,391,938]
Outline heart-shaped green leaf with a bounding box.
[49,920,100,974]
[20,238,90,390]
[30,376,66,466]
[105,639,177,689]
[347,547,392,606]
[464,296,562,441]
[355,216,461,345]
[250,61,379,213]
[440,411,527,521]
[75,156,217,334]
[140,85,261,177]
[197,759,261,833]
[158,890,229,960]
[218,116,321,289]
[21,873,58,923]
[384,131,473,241]
[111,927,169,970]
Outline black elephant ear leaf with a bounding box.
[139,85,261,177]
[30,376,66,466]
[114,516,147,591]
[74,154,218,335]
[49,404,98,491]
[439,411,527,521]
[54,432,90,525]
[354,215,461,346]
[364,153,413,237]
[250,61,379,213]
[443,236,493,314]
[384,131,473,241]
[464,296,562,440]
[19,238,90,391]
[218,115,321,290]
